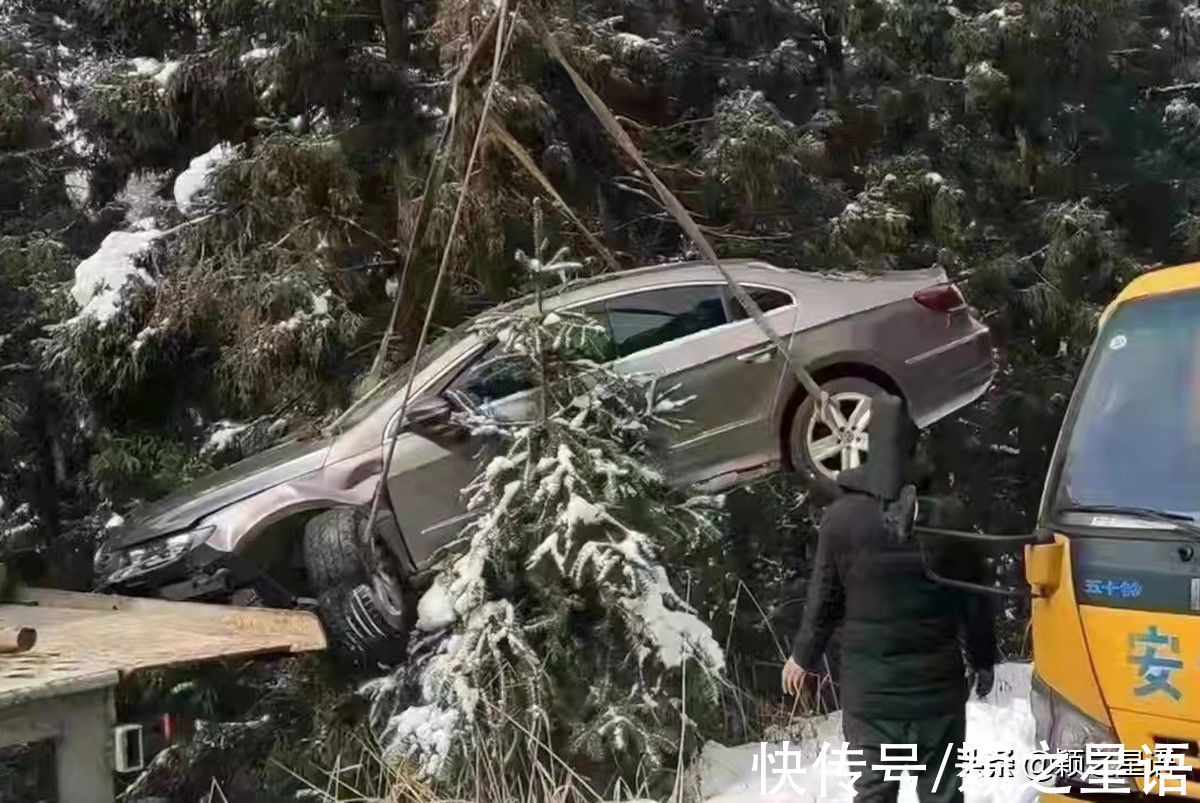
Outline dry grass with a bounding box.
[285,727,656,803]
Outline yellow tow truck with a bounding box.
[923,262,1200,799]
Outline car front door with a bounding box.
[384,304,616,567]
[599,282,799,486]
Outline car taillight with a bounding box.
[913,283,967,313]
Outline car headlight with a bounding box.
[100,525,214,581]
[1031,673,1117,751]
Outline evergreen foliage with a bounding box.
[5,0,1200,791]
[365,227,725,796]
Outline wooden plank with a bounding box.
[0,589,326,708]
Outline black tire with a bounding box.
[303,508,408,664]
[788,376,889,496]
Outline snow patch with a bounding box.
[700,663,1036,802]
[69,227,162,324]
[612,31,658,58]
[272,289,335,333]
[202,420,249,456]
[64,169,89,207]
[52,101,88,158]
[624,564,725,672]
[416,582,456,631]
[380,703,460,777]
[239,46,279,65]
[311,288,331,315]
[563,494,606,527]
[155,60,181,87]
[174,143,235,213]
[131,323,162,355]
[129,57,161,76]
[127,57,181,87]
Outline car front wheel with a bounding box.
[789,376,887,494]
[302,507,409,664]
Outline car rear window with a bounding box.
[730,286,793,320]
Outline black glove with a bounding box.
[971,666,995,699]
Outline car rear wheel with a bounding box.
[789,376,888,494]
[303,507,408,664]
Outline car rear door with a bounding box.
[598,282,799,486]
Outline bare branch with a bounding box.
[489,120,621,273]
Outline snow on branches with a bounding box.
[364,239,725,793]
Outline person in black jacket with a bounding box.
[782,394,996,803]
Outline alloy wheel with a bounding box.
[805,391,872,479]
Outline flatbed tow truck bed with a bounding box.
[0,588,325,803]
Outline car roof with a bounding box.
[506,258,789,311]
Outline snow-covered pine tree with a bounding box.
[364,210,726,796]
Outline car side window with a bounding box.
[604,286,729,358]
[449,349,534,406]
[730,286,794,320]
[448,304,612,405]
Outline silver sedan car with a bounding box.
[97,259,993,657]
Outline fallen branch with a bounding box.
[488,120,621,273]
[544,34,831,420]
[1146,82,1200,95]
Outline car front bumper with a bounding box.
[97,541,240,601]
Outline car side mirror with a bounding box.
[403,395,465,441]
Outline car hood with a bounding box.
[108,437,332,548]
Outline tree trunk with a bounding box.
[380,0,407,64]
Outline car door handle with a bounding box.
[736,346,775,364]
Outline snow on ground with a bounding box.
[174,143,236,212]
[69,225,163,324]
[701,663,1035,803]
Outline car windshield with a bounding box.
[1048,288,1200,524]
[326,319,475,433]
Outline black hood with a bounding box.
[837,393,917,502]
